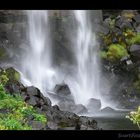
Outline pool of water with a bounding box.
[93,111,138,130]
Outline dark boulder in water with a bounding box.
[100,107,117,114]
[54,84,71,96]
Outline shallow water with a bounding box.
[94,111,138,130]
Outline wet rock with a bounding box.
[73,104,88,114]
[40,93,52,107]
[87,98,101,112]
[52,105,60,111]
[135,25,140,32]
[80,124,96,130]
[54,84,71,96]
[130,45,140,58]
[29,121,46,130]
[100,107,116,113]
[20,92,30,101]
[26,96,38,106]
[48,91,74,103]
[0,67,99,130]
[26,86,39,97]
[115,17,132,29]
[98,24,110,35]
[47,121,59,130]
[133,14,140,23]
[130,44,140,52]
[58,100,87,114]
[79,116,97,129]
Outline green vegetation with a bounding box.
[126,32,140,46]
[126,106,140,129]
[0,72,47,130]
[0,70,9,85]
[100,44,129,61]
[4,67,20,82]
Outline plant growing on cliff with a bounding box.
[0,70,9,85]
[100,44,129,61]
[126,32,140,45]
[0,82,47,130]
[126,106,140,129]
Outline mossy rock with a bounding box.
[100,44,129,62]
[5,67,20,82]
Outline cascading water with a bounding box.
[18,10,116,112]
[20,10,56,94]
[65,10,101,106]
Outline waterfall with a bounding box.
[18,10,116,112]
[20,10,57,94]
[65,10,101,106]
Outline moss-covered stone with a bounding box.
[100,44,129,62]
[5,67,20,82]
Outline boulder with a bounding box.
[87,98,101,113]
[100,107,117,114]
[40,93,52,107]
[47,121,59,130]
[58,101,87,114]
[130,44,140,52]
[130,45,140,58]
[26,96,38,106]
[26,86,39,97]
[73,104,88,114]
[54,84,71,96]
[115,17,132,29]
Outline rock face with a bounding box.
[0,67,98,130]
[130,45,140,58]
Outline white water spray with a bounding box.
[18,10,116,111]
[65,10,101,106]
[20,10,56,94]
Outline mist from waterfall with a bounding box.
[20,10,57,94]
[65,10,101,106]
[18,10,117,112]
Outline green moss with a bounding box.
[0,83,47,130]
[0,70,9,85]
[126,32,140,45]
[33,113,47,123]
[100,51,107,59]
[14,72,20,81]
[126,106,140,129]
[5,68,20,82]
[100,44,129,61]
